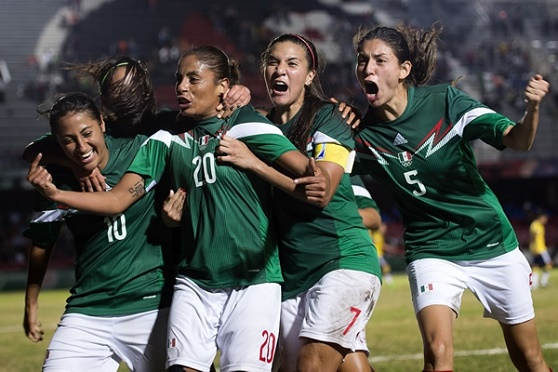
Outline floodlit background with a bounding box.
[1,0,558,282]
[0,0,557,369]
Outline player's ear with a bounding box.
[399,60,412,80]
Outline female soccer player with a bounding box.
[23,92,174,371]
[216,33,382,372]
[350,23,552,372]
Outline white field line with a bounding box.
[0,323,58,334]
[2,322,556,363]
[370,343,558,363]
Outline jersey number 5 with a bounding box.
[404,170,426,196]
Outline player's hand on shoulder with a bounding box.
[330,97,361,129]
[217,84,251,119]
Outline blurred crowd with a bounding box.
[2,0,558,268]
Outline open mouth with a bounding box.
[81,150,94,161]
[177,96,191,104]
[177,96,192,110]
[272,81,288,92]
[365,81,378,95]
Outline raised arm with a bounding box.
[27,153,144,215]
[502,74,550,151]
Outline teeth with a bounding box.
[274,81,288,92]
[81,150,93,159]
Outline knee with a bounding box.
[424,337,453,363]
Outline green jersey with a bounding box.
[24,135,174,316]
[128,105,296,290]
[272,103,382,300]
[351,175,379,211]
[353,84,518,263]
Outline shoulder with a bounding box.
[228,105,284,139]
[315,102,346,124]
[413,83,456,100]
[232,104,273,125]
[106,134,147,151]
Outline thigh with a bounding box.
[114,308,169,372]
[300,270,381,351]
[500,318,545,360]
[218,283,281,372]
[407,258,467,316]
[467,248,534,324]
[167,276,222,372]
[43,313,120,372]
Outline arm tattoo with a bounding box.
[128,180,145,199]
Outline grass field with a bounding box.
[1,271,557,371]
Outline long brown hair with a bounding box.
[261,34,328,152]
[66,56,156,137]
[353,23,442,86]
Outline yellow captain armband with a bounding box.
[313,143,352,171]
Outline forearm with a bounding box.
[502,106,539,151]
[274,150,312,178]
[502,74,548,151]
[25,244,52,308]
[516,106,539,150]
[249,160,310,202]
[54,188,136,215]
[359,207,382,231]
[49,173,143,215]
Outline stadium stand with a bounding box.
[1,0,557,278]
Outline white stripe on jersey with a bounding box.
[145,179,158,193]
[30,209,71,223]
[227,122,283,139]
[146,129,180,149]
[312,130,342,145]
[352,184,372,199]
[454,107,495,136]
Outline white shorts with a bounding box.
[406,247,534,324]
[43,308,168,372]
[167,275,281,372]
[280,269,381,371]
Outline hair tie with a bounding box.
[99,62,129,90]
[288,34,316,70]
